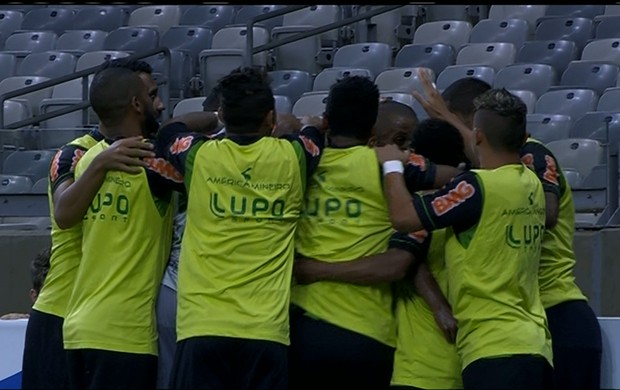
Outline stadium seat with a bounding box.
[4,31,57,59]
[560,61,619,95]
[597,87,620,111]
[30,177,47,194]
[469,18,529,48]
[413,20,472,52]
[274,94,292,114]
[21,7,75,36]
[39,78,93,134]
[423,5,470,22]
[494,63,558,98]
[593,15,620,40]
[271,26,322,74]
[353,5,418,50]
[144,50,192,98]
[394,43,455,77]
[2,149,55,182]
[0,174,33,194]
[268,70,313,103]
[436,64,495,90]
[379,90,430,121]
[488,5,548,37]
[313,67,374,91]
[456,42,516,72]
[569,111,620,144]
[515,40,578,76]
[160,26,213,71]
[545,5,605,20]
[233,5,284,33]
[0,53,17,83]
[55,30,107,57]
[1,99,30,129]
[179,5,236,34]
[534,17,594,51]
[375,67,435,94]
[103,27,159,54]
[199,26,270,94]
[17,51,77,79]
[526,113,573,144]
[172,97,205,117]
[0,76,52,117]
[332,43,392,80]
[72,6,126,32]
[508,89,537,114]
[292,92,328,117]
[128,5,181,35]
[75,50,129,71]
[277,5,342,45]
[0,11,23,47]
[581,39,620,66]
[535,88,599,121]
[604,4,620,15]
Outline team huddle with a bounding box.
[19,59,603,390]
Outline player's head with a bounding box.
[215,67,275,135]
[370,100,418,150]
[30,247,51,303]
[324,75,379,143]
[101,58,165,121]
[472,88,528,154]
[411,118,468,168]
[90,66,158,137]
[441,77,492,129]
[203,86,221,112]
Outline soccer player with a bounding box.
[289,76,460,390]
[61,66,184,389]
[378,88,553,390]
[20,61,160,389]
[371,99,419,147]
[157,67,325,390]
[416,71,603,390]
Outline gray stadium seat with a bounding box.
[269,70,314,103]
[21,7,75,36]
[526,113,573,144]
[436,64,495,90]
[546,138,606,189]
[145,49,192,98]
[413,20,472,52]
[534,17,594,51]
[516,40,578,75]
[55,30,107,57]
[597,87,620,111]
[128,5,181,35]
[313,67,374,91]
[75,50,129,71]
[456,42,516,72]
[604,5,620,16]
[494,63,558,98]
[469,18,529,48]
[560,61,619,95]
[545,5,605,20]
[379,91,430,121]
[593,15,620,39]
[234,5,284,33]
[17,51,77,79]
[2,149,55,182]
[508,89,537,114]
[535,88,599,121]
[569,111,620,144]
[179,6,236,34]
[1,100,29,130]
[488,5,548,37]
[172,97,205,117]
[0,53,17,83]
[274,94,292,114]
[72,6,126,32]
[4,31,57,58]
[0,76,52,117]
[39,78,93,133]
[0,11,23,47]
[0,174,33,194]
[103,27,159,53]
[30,177,47,194]
[332,43,392,79]
[375,67,435,94]
[354,5,418,50]
[423,5,470,22]
[160,26,213,71]
[394,43,455,77]
[292,92,328,117]
[279,6,342,45]
[271,26,322,74]
[581,39,620,66]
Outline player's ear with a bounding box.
[217,107,225,124]
[474,127,484,146]
[367,135,377,147]
[30,288,38,303]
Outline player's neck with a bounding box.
[99,121,142,139]
[328,135,366,148]
[478,150,522,170]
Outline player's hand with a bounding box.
[412,68,454,121]
[374,144,409,164]
[273,113,302,137]
[0,312,29,320]
[95,136,155,174]
[293,257,321,285]
[433,305,458,344]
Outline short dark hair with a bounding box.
[325,76,379,142]
[442,77,492,117]
[216,67,274,134]
[100,58,153,74]
[374,100,418,148]
[203,86,221,112]
[31,247,51,295]
[90,67,145,127]
[411,118,467,168]
[473,88,528,153]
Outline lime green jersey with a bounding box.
[292,146,397,346]
[33,130,102,318]
[391,229,463,389]
[63,140,174,355]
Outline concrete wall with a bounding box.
[0,229,618,316]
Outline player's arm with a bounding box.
[281,121,327,185]
[53,137,156,229]
[402,152,462,194]
[294,231,429,286]
[521,142,562,229]
[161,111,219,135]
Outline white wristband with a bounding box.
[382,160,404,175]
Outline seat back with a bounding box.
[234,5,284,32]
[268,70,313,103]
[76,50,129,71]
[413,20,472,52]
[22,7,75,35]
[469,18,529,48]
[56,30,107,55]
[456,42,516,71]
[103,26,159,53]
[561,61,619,95]
[17,51,77,79]
[292,93,328,117]
[516,39,578,75]
[5,31,57,53]
[313,67,373,91]
[494,63,558,97]
[73,6,126,32]
[526,113,573,144]
[332,43,392,79]
[173,97,206,117]
[375,67,435,93]
[179,5,235,33]
[581,38,620,66]
[2,150,55,182]
[534,17,594,51]
[128,5,181,35]
[535,88,599,121]
[0,174,33,194]
[394,43,455,77]
[437,64,495,90]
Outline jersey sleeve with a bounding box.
[402,152,438,193]
[412,171,483,233]
[281,126,325,188]
[388,229,431,260]
[520,142,562,198]
[49,144,89,195]
[154,121,209,178]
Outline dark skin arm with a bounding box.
[545,192,559,229]
[161,111,219,134]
